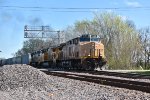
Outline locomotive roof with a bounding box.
[31,34,100,55]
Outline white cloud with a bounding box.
[125,0,142,7]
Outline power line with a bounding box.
[1,6,150,12]
[1,5,150,10]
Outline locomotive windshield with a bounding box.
[80,34,100,42]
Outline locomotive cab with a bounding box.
[79,34,104,58]
[79,34,106,70]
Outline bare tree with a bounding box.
[14,38,54,56]
[139,27,150,69]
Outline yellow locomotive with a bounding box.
[30,34,107,70]
[0,34,107,70]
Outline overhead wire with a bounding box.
[0,5,150,9]
[1,6,150,12]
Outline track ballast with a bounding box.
[42,70,150,93]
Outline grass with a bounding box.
[128,70,150,75]
[107,69,150,75]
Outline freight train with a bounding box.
[0,34,107,70]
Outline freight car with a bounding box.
[0,53,31,66]
[1,34,107,70]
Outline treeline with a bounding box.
[15,12,150,70]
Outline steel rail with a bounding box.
[66,70,150,79]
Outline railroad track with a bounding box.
[41,68,150,80]
[70,70,150,79]
[43,68,150,79]
[42,70,150,93]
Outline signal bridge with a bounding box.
[24,25,65,44]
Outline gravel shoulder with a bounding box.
[47,75,150,100]
[0,65,150,100]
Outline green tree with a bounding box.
[64,12,141,69]
[92,12,141,69]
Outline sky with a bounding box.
[0,0,150,58]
